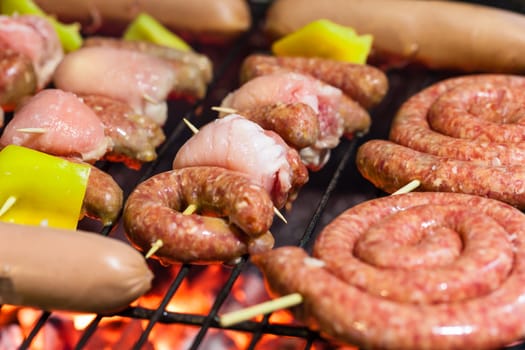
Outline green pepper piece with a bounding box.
[123,12,191,51]
[0,145,90,229]
[272,19,373,64]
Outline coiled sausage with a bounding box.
[357,74,525,208]
[123,166,275,264]
[252,192,525,350]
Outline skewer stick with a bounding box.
[274,207,287,224]
[391,179,421,195]
[0,196,17,217]
[218,180,422,326]
[183,118,200,134]
[218,292,303,328]
[145,239,163,259]
[182,117,288,224]
[182,203,198,215]
[16,128,47,134]
[211,106,238,114]
[142,93,159,104]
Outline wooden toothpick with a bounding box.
[391,179,421,195]
[0,196,16,217]
[218,292,303,328]
[145,239,163,259]
[182,203,198,215]
[16,128,47,134]
[183,118,200,134]
[211,106,237,114]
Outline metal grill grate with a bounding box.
[5,1,525,349]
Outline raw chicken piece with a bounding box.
[220,71,345,170]
[172,114,308,209]
[53,46,176,125]
[0,89,111,162]
[0,15,63,89]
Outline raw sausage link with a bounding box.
[357,74,525,208]
[338,93,371,138]
[240,54,389,109]
[231,102,320,149]
[123,166,275,264]
[81,164,124,226]
[252,192,525,350]
[0,50,37,110]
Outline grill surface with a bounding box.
[4,1,525,349]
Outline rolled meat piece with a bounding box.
[53,46,180,125]
[240,54,389,110]
[357,74,525,209]
[252,192,525,350]
[83,36,213,86]
[173,114,309,210]
[220,71,367,170]
[0,89,112,162]
[0,221,153,314]
[0,15,63,89]
[123,166,275,265]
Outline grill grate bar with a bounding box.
[188,257,248,349]
[74,315,103,350]
[298,138,359,249]
[132,264,191,349]
[18,311,50,349]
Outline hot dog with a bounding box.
[264,0,525,73]
[123,166,275,265]
[356,74,525,209]
[0,221,153,314]
[252,192,525,350]
[33,0,252,43]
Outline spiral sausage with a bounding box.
[356,74,525,209]
[252,192,525,350]
[123,166,275,264]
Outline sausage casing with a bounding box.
[357,74,525,209]
[0,222,153,314]
[252,192,525,350]
[240,54,388,109]
[0,50,37,111]
[123,166,275,264]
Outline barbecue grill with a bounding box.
[3,1,525,349]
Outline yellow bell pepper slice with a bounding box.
[0,0,83,52]
[271,19,373,64]
[0,145,90,229]
[123,12,192,52]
